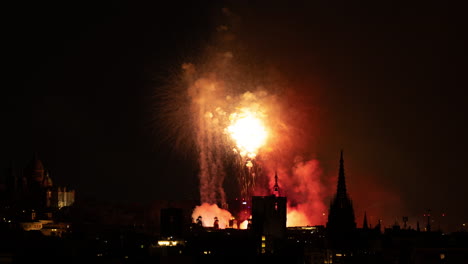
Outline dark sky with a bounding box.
[3,1,467,231]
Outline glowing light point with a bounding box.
[227,109,268,160]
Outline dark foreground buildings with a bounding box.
[0,154,75,237]
[147,151,468,264]
[1,152,468,263]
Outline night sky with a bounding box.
[3,1,467,231]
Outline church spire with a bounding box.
[273,170,280,196]
[337,150,347,199]
[327,150,356,234]
[363,211,369,229]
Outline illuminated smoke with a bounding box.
[168,52,328,226]
[183,59,274,206]
[287,159,327,226]
[261,158,327,226]
[186,72,230,206]
[286,207,310,227]
[192,203,232,229]
[239,220,248,229]
[158,7,330,227]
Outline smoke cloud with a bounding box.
[192,203,232,229]
[156,4,401,228]
[156,6,332,226]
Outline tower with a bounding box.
[425,209,432,232]
[326,150,356,233]
[252,195,287,254]
[27,152,45,186]
[22,153,47,208]
[363,211,369,229]
[273,171,280,196]
[160,207,184,238]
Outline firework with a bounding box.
[156,12,328,227]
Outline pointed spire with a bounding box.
[326,150,357,232]
[363,211,369,229]
[337,150,347,198]
[273,170,281,197]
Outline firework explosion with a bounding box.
[158,9,329,228]
[161,56,328,228]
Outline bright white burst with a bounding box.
[227,110,268,159]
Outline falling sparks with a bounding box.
[158,17,329,226]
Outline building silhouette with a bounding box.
[251,195,287,254]
[2,150,468,263]
[327,150,356,233]
[3,153,75,212]
[1,153,75,237]
[160,207,184,238]
[326,150,357,258]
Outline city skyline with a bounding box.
[3,0,467,233]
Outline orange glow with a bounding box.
[227,108,268,159]
[239,219,249,229]
[191,203,232,229]
[286,207,310,227]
